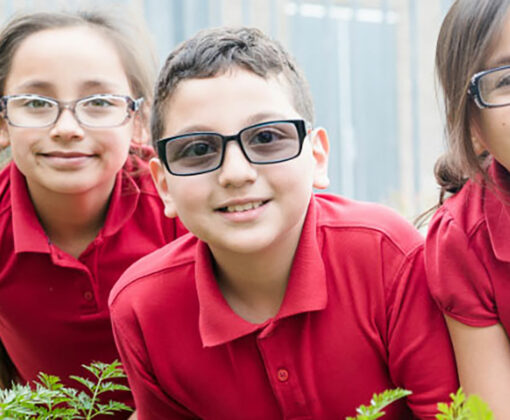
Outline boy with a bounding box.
[109,27,458,419]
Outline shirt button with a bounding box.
[277,368,289,382]
[83,291,94,301]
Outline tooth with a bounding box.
[225,201,263,213]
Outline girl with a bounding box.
[0,10,185,416]
[426,0,510,417]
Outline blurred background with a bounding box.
[0,0,455,222]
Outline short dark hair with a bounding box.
[151,26,314,145]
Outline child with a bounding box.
[109,27,458,419]
[425,0,510,417]
[0,10,186,415]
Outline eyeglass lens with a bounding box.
[5,95,130,128]
[164,121,302,175]
[479,67,510,106]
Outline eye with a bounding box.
[170,135,221,161]
[83,97,114,108]
[496,74,510,89]
[180,141,216,158]
[23,98,52,109]
[251,130,278,144]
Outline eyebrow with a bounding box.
[14,80,53,92]
[172,112,294,137]
[487,55,510,69]
[12,79,123,93]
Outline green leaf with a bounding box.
[0,360,132,419]
[69,375,96,393]
[348,388,412,420]
[464,395,493,420]
[435,388,494,420]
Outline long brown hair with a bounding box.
[434,0,510,203]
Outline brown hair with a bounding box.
[0,9,157,146]
[151,26,314,145]
[434,0,510,203]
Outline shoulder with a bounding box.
[314,193,423,256]
[431,179,486,240]
[425,181,497,326]
[109,233,198,307]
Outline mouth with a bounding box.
[41,151,95,158]
[217,200,269,213]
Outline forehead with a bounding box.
[4,26,131,95]
[485,8,510,68]
[162,69,300,137]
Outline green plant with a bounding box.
[436,388,493,420]
[347,388,412,420]
[0,360,132,419]
[347,387,494,420]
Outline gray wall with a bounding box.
[0,0,455,219]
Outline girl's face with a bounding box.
[0,26,137,198]
[473,11,510,173]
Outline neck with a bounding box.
[211,220,304,324]
[27,178,116,258]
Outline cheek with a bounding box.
[8,130,35,159]
[169,178,208,213]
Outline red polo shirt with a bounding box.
[426,160,510,333]
[110,194,458,420]
[0,155,186,417]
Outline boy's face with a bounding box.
[150,68,329,256]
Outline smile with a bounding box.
[220,200,266,213]
[41,151,94,158]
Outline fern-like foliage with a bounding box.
[346,388,412,420]
[0,360,132,419]
[436,388,493,420]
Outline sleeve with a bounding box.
[110,292,196,420]
[386,246,459,419]
[425,208,497,327]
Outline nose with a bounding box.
[217,141,257,188]
[49,108,85,141]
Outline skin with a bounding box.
[150,68,329,323]
[451,9,510,420]
[0,26,142,257]
[445,316,510,419]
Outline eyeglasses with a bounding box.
[0,94,143,128]
[156,119,310,176]
[469,65,510,108]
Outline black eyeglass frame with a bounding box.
[468,65,510,109]
[0,94,143,128]
[156,119,311,176]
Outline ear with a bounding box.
[310,127,330,190]
[149,157,178,218]
[0,118,10,149]
[469,110,487,155]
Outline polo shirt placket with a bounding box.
[257,321,311,419]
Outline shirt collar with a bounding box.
[197,196,328,347]
[484,160,510,262]
[11,164,50,254]
[11,163,140,254]
[101,169,140,238]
